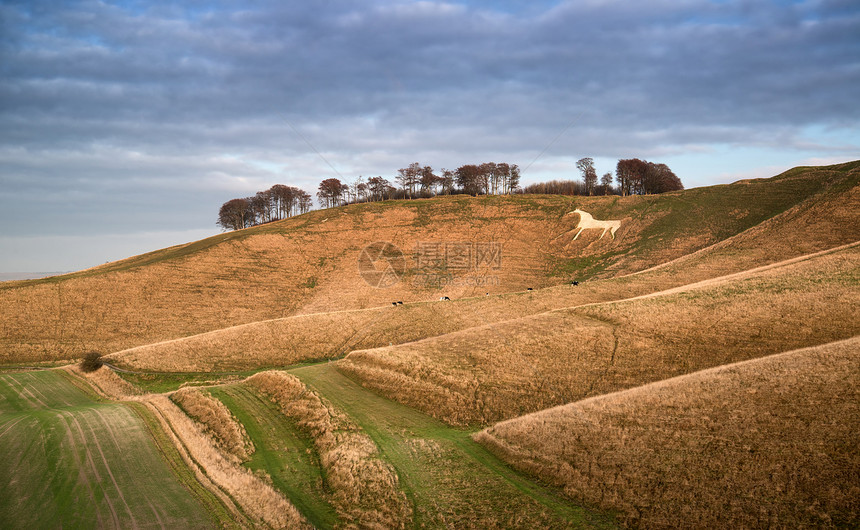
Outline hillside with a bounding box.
[2,162,858,365]
[3,161,859,529]
[338,243,860,425]
[474,337,860,528]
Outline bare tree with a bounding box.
[576,157,598,196]
[439,169,455,195]
[367,176,391,201]
[522,180,585,196]
[420,166,439,196]
[616,158,647,196]
[600,172,614,195]
[643,162,684,194]
[396,162,421,198]
[269,184,292,219]
[298,190,312,213]
[349,176,365,204]
[495,163,521,194]
[251,190,274,223]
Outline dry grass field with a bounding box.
[106,173,859,374]
[103,282,650,372]
[475,336,860,528]
[2,162,859,528]
[2,162,856,366]
[339,243,860,426]
[171,387,254,462]
[145,393,308,528]
[247,370,412,528]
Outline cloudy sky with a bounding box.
[1,0,858,273]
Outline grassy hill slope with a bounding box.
[338,243,860,425]
[2,162,858,365]
[474,336,860,528]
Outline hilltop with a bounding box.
[1,161,858,365]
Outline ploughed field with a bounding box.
[0,370,219,529]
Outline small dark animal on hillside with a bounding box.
[391,302,398,306]
[571,281,579,286]
[397,301,404,305]
[527,288,533,291]
[440,296,451,301]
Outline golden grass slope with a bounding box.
[339,243,860,426]
[2,162,857,365]
[475,336,860,528]
[145,394,309,529]
[633,160,860,283]
[171,387,254,462]
[104,278,665,372]
[106,239,860,374]
[63,364,144,401]
[247,371,412,528]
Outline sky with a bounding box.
[1,0,859,273]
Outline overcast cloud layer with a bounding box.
[1,0,859,272]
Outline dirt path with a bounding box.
[108,305,389,358]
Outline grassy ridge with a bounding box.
[339,244,860,426]
[246,370,413,528]
[475,337,860,528]
[206,384,340,529]
[292,363,616,529]
[0,370,217,529]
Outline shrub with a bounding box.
[80,351,104,373]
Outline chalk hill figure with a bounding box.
[566,208,622,240]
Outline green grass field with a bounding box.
[290,363,615,528]
[206,384,340,529]
[0,370,223,529]
[183,364,616,528]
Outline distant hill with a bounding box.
[1,161,858,364]
[0,272,68,282]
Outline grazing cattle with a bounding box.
[566,208,622,240]
[440,296,451,301]
[485,292,489,296]
[392,302,398,306]
[397,301,404,305]
[571,280,579,286]
[527,287,533,291]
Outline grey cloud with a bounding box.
[1,0,858,268]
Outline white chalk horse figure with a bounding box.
[567,208,621,240]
